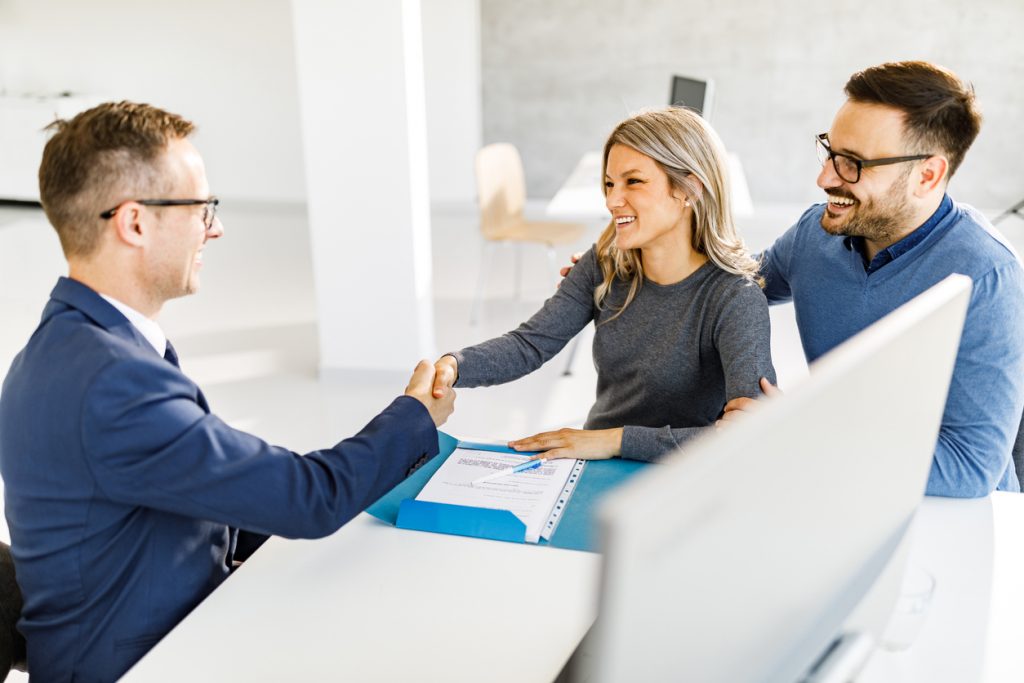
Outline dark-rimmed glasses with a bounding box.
[99,198,220,231]
[816,133,931,184]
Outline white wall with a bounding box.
[422,0,481,207]
[0,0,307,203]
[0,0,482,209]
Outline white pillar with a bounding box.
[422,0,481,209]
[291,0,435,375]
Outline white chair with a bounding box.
[471,143,586,324]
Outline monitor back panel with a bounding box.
[587,275,971,683]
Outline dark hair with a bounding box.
[844,61,981,180]
[38,101,195,256]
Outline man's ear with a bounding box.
[912,155,948,198]
[110,203,146,247]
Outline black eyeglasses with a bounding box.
[99,197,220,231]
[815,134,931,184]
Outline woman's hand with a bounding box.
[508,427,623,460]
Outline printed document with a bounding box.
[415,446,583,543]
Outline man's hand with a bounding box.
[405,360,456,427]
[717,377,780,428]
[508,427,622,461]
[431,354,458,398]
[557,252,584,284]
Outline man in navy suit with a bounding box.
[0,101,455,682]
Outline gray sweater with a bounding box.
[453,247,776,461]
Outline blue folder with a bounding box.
[366,432,647,552]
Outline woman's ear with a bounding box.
[675,176,704,206]
[688,177,705,201]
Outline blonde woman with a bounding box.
[433,107,776,462]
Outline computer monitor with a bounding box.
[669,74,715,122]
[582,274,971,683]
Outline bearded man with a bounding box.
[733,61,1024,497]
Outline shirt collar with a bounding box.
[844,193,953,273]
[99,294,167,357]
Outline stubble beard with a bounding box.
[820,168,916,245]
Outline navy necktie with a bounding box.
[163,340,181,368]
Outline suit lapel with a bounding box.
[47,277,156,354]
[47,277,211,410]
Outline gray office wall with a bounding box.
[481,0,1024,210]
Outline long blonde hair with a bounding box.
[595,107,760,320]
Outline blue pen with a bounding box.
[472,458,547,485]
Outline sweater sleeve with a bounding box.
[714,279,778,399]
[927,263,1024,497]
[619,278,777,462]
[759,207,822,304]
[453,247,599,387]
[620,424,706,462]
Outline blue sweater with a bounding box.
[761,199,1024,498]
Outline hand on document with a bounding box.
[716,377,780,429]
[405,360,456,427]
[508,426,623,461]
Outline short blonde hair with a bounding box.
[594,107,760,320]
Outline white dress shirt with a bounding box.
[99,294,168,358]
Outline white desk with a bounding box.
[858,492,1024,683]
[123,513,600,682]
[546,150,754,220]
[124,494,1023,682]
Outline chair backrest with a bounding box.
[0,541,26,676]
[475,143,526,239]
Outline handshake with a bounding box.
[402,355,459,427]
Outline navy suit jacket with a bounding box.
[0,277,438,682]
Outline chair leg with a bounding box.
[470,242,493,325]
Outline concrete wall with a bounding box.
[480,0,1024,210]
